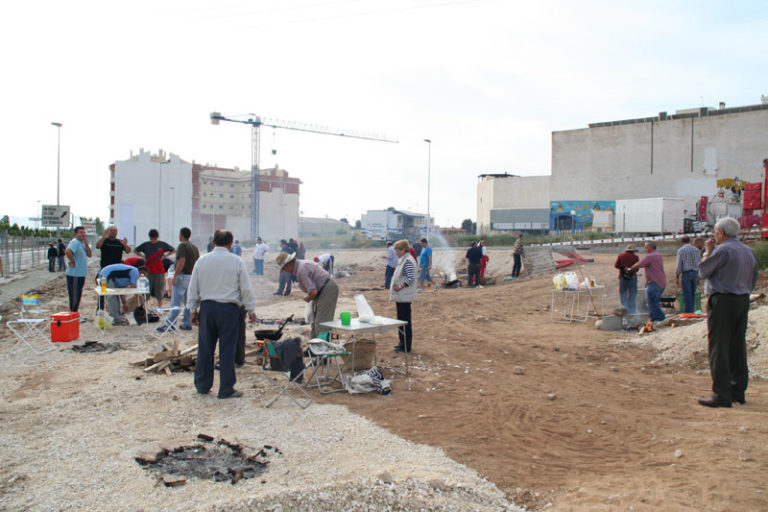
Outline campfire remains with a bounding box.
[71,341,123,353]
[135,435,275,486]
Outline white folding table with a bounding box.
[94,287,148,333]
[550,285,605,323]
[320,317,409,377]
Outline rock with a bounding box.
[378,471,394,484]
[428,478,448,491]
[162,474,187,487]
[594,319,602,329]
[738,450,752,462]
[739,426,749,434]
[547,393,557,400]
[674,449,683,458]
[512,366,525,375]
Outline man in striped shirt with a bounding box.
[511,234,525,278]
[675,236,701,313]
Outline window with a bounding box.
[230,194,234,198]
[219,205,223,209]
[219,193,223,198]
[230,183,234,188]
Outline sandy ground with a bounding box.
[1,247,767,511]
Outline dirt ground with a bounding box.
[1,247,767,511]
[315,249,768,511]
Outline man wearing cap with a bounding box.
[188,229,257,399]
[276,252,339,338]
[253,237,268,275]
[615,245,640,314]
[313,253,334,275]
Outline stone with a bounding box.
[547,393,557,400]
[738,450,752,462]
[674,449,683,458]
[162,474,187,487]
[428,478,448,491]
[512,366,525,375]
[378,471,393,484]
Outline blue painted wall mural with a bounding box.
[550,200,616,231]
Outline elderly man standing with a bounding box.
[188,229,257,399]
[276,252,339,338]
[675,236,702,313]
[631,241,666,322]
[697,217,758,408]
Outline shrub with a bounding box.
[752,242,768,270]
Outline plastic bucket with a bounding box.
[339,312,351,325]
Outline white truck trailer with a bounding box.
[615,197,685,234]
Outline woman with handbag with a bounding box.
[390,239,417,353]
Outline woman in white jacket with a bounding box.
[390,239,417,353]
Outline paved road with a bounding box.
[0,265,64,308]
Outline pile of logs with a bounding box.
[132,340,199,376]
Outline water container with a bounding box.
[553,274,564,290]
[137,276,150,293]
[564,272,580,290]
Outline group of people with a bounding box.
[46,239,69,273]
[614,217,758,408]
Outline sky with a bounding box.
[2,0,767,229]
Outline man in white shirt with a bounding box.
[188,229,257,399]
[252,237,269,275]
[313,253,334,275]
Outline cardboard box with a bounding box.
[50,312,80,342]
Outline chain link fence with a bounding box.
[0,233,54,277]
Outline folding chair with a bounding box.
[303,334,350,394]
[6,318,55,357]
[261,340,313,409]
[20,294,50,319]
[151,307,185,339]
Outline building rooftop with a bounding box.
[585,102,768,129]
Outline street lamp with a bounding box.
[51,122,62,206]
[570,210,576,236]
[424,138,431,238]
[169,187,175,234]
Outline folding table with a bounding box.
[94,287,148,333]
[319,317,409,377]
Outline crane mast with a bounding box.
[210,112,397,239]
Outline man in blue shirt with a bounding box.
[65,226,92,314]
[232,240,242,256]
[97,263,139,325]
[418,238,433,290]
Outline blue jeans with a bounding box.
[385,265,395,289]
[646,282,666,322]
[253,259,264,275]
[57,255,66,271]
[167,273,192,328]
[619,276,637,314]
[195,301,239,398]
[681,270,698,313]
[106,277,124,321]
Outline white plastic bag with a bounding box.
[305,301,314,323]
[96,310,113,330]
[354,294,375,322]
[564,271,580,290]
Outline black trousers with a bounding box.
[195,301,239,398]
[467,263,481,286]
[66,275,85,312]
[395,302,412,352]
[707,293,750,402]
[236,306,246,366]
[512,253,522,277]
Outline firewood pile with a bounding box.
[132,340,199,376]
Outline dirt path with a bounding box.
[310,250,768,511]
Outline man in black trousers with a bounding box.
[697,217,758,408]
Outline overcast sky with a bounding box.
[3,0,767,229]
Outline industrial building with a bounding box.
[477,100,768,234]
[110,149,301,248]
[360,207,431,242]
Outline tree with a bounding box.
[461,218,475,235]
[339,217,349,225]
[354,219,362,229]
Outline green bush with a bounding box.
[752,242,768,270]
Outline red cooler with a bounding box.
[50,312,80,342]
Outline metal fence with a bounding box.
[0,233,53,277]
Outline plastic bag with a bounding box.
[564,272,580,290]
[354,294,375,322]
[305,301,314,323]
[96,310,113,330]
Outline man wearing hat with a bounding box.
[276,252,339,338]
[615,244,640,314]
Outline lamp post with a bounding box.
[570,210,576,237]
[424,138,431,238]
[169,186,175,234]
[51,122,62,206]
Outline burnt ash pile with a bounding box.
[71,341,123,353]
[135,435,277,486]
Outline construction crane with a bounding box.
[210,112,398,239]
